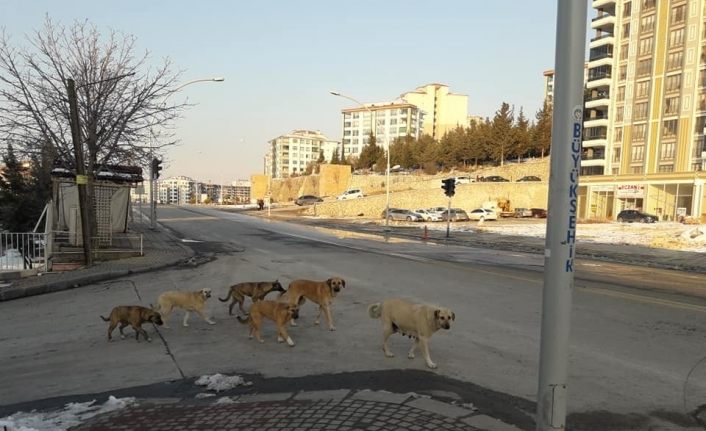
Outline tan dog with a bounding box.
[280,277,346,331]
[218,280,285,315]
[155,288,216,327]
[368,298,454,369]
[236,300,299,346]
[100,305,163,342]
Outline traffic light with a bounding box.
[441,178,456,197]
[151,158,163,179]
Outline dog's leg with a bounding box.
[254,324,264,343]
[237,298,246,315]
[324,304,335,331]
[228,299,237,316]
[196,309,216,325]
[107,322,117,341]
[408,337,420,359]
[160,306,172,328]
[182,311,190,327]
[278,326,295,347]
[314,306,322,325]
[132,324,151,342]
[118,322,128,340]
[420,337,436,369]
[382,324,395,358]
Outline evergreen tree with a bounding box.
[511,107,531,160]
[331,148,340,164]
[0,143,45,231]
[532,100,553,157]
[356,133,384,170]
[490,102,514,165]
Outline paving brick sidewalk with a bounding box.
[71,390,522,431]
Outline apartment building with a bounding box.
[579,0,706,222]
[157,176,194,205]
[543,64,589,105]
[400,83,468,140]
[266,130,337,178]
[340,102,423,159]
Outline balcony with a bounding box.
[585,91,610,108]
[590,34,615,49]
[592,0,616,8]
[581,149,606,161]
[584,118,609,128]
[591,14,616,31]
[581,158,607,168]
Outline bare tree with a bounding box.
[0,17,188,172]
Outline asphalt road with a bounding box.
[2,205,706,430]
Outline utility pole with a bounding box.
[67,78,93,266]
[536,1,587,430]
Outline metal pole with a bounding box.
[150,172,157,230]
[385,134,390,232]
[445,196,451,238]
[67,78,93,266]
[536,1,587,430]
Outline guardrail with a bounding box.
[0,232,47,272]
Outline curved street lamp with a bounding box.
[330,90,391,232]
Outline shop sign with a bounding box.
[616,184,644,198]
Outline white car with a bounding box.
[455,176,474,184]
[413,209,442,222]
[468,208,498,221]
[337,188,364,200]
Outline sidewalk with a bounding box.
[70,389,522,431]
[0,219,194,301]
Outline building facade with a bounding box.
[400,83,468,140]
[340,102,423,159]
[157,176,194,205]
[580,0,706,222]
[266,130,336,178]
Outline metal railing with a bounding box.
[0,232,47,272]
[50,230,144,258]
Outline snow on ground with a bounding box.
[0,396,135,431]
[426,221,706,253]
[195,373,252,392]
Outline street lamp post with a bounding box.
[330,91,391,232]
[150,77,224,229]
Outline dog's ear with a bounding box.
[434,309,440,320]
[326,278,333,287]
[451,312,456,321]
[341,278,346,288]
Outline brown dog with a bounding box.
[368,298,454,369]
[280,277,345,331]
[218,280,285,315]
[100,305,163,342]
[155,288,216,328]
[236,300,299,346]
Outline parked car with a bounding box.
[337,188,364,200]
[454,176,474,184]
[381,208,423,222]
[428,207,448,217]
[468,208,498,221]
[440,208,470,222]
[294,195,323,206]
[413,209,442,222]
[0,248,26,270]
[617,209,658,223]
[481,175,510,182]
[531,208,548,218]
[517,176,541,182]
[513,208,533,218]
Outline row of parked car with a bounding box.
[382,207,499,222]
[447,175,542,185]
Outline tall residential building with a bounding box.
[579,0,706,222]
[340,102,423,159]
[266,130,336,178]
[400,83,468,140]
[157,176,194,205]
[543,64,589,106]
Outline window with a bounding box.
[664,96,680,115]
[637,59,652,77]
[641,14,655,32]
[613,147,622,163]
[620,65,628,80]
[671,5,686,25]
[700,93,706,110]
[665,74,682,92]
[620,43,630,60]
[670,28,685,47]
[642,0,655,11]
[658,164,674,173]
[615,105,624,122]
[635,81,650,98]
[634,102,649,120]
[617,86,626,101]
[631,166,644,174]
[614,127,623,142]
[631,145,645,162]
[623,2,632,17]
[639,37,653,56]
[667,51,683,71]
[663,119,678,138]
[633,124,646,141]
[660,142,676,160]
[623,23,631,38]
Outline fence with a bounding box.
[0,232,47,272]
[50,231,143,259]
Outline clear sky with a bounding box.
[2,0,585,184]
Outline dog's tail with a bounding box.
[218,288,232,302]
[99,315,110,322]
[368,303,382,319]
[236,315,251,325]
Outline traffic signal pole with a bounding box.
[150,158,162,230]
[536,2,587,430]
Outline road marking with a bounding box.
[581,286,706,313]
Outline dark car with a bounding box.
[440,208,470,222]
[531,208,547,218]
[381,208,423,222]
[517,175,541,182]
[617,209,657,223]
[295,195,323,206]
[481,175,510,182]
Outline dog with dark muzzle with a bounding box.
[279,277,346,331]
[237,300,300,346]
[218,280,285,315]
[100,305,163,342]
[368,298,454,369]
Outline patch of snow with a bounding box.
[195,373,252,392]
[0,395,135,431]
[215,396,237,404]
[194,393,216,399]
